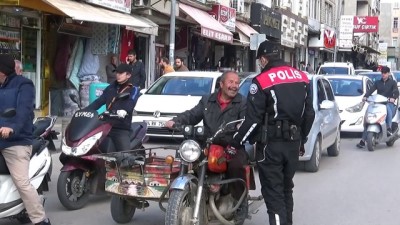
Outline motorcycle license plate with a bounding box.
[145,120,166,127]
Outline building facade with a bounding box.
[379,0,400,69]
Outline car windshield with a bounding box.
[359,72,383,82]
[392,71,400,82]
[146,76,213,96]
[328,78,363,96]
[239,77,253,97]
[319,67,349,75]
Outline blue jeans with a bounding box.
[362,103,396,140]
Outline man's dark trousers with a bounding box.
[257,140,301,225]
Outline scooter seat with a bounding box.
[33,117,52,137]
[130,122,145,141]
[32,138,48,158]
[0,153,10,174]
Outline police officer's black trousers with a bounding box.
[257,140,301,225]
[108,128,131,152]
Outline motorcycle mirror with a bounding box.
[69,94,79,105]
[117,92,130,100]
[0,108,16,118]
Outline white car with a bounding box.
[317,62,356,75]
[133,72,222,137]
[326,75,373,132]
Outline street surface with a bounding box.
[2,135,400,225]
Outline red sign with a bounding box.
[324,29,336,48]
[353,16,379,33]
[209,5,236,32]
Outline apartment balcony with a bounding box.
[308,17,321,35]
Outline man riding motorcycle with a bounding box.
[165,71,248,223]
[357,66,399,148]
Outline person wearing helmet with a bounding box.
[231,41,315,225]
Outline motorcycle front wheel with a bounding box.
[366,132,376,152]
[57,170,90,210]
[165,185,207,225]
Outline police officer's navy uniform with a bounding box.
[232,41,315,225]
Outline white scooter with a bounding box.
[0,108,52,223]
[364,94,400,151]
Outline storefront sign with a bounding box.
[353,16,379,33]
[281,39,294,48]
[201,27,233,43]
[324,29,336,49]
[339,15,354,48]
[209,5,236,32]
[250,3,281,40]
[84,0,132,14]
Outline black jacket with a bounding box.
[172,92,246,146]
[233,59,315,145]
[0,74,35,150]
[86,81,140,130]
[364,78,399,99]
[129,61,146,89]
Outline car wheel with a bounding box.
[304,138,321,172]
[327,130,340,156]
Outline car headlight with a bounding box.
[345,102,365,113]
[179,140,201,163]
[62,132,102,156]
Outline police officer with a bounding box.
[86,64,140,152]
[231,41,315,225]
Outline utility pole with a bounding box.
[169,0,176,65]
[333,0,343,62]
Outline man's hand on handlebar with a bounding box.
[165,120,175,129]
[116,110,128,118]
[0,127,14,139]
[389,98,396,103]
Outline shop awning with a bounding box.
[360,45,381,55]
[42,0,158,35]
[179,3,233,44]
[236,21,258,38]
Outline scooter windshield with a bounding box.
[67,110,104,142]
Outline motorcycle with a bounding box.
[165,120,264,225]
[33,115,59,152]
[364,94,400,151]
[0,108,52,223]
[58,93,148,210]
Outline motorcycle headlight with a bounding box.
[179,140,201,163]
[345,102,365,113]
[62,132,102,156]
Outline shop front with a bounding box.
[308,24,336,68]
[0,0,158,116]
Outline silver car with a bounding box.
[239,74,341,172]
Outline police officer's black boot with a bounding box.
[35,218,51,225]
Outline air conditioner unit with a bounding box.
[134,0,150,7]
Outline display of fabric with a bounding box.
[66,39,78,79]
[91,23,108,55]
[78,39,100,78]
[79,81,96,108]
[54,35,72,81]
[108,24,120,54]
[62,88,80,116]
[119,28,135,63]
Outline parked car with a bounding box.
[133,72,222,137]
[392,71,400,87]
[355,69,373,75]
[359,71,397,83]
[326,75,373,132]
[317,62,355,75]
[239,74,341,172]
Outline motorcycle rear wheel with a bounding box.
[57,170,90,210]
[165,185,207,225]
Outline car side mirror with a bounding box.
[140,89,147,94]
[320,100,335,109]
[1,108,16,118]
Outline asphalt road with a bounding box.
[2,135,400,225]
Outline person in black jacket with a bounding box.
[0,54,51,225]
[86,64,140,152]
[231,40,315,225]
[356,66,399,148]
[164,71,248,223]
[126,49,146,89]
